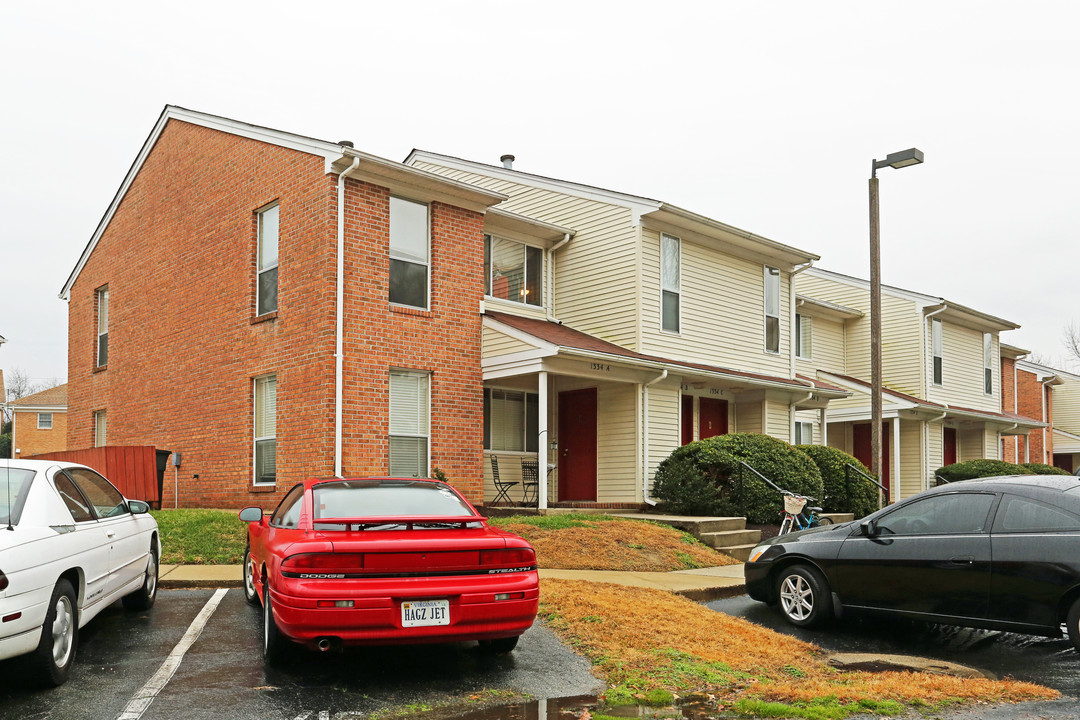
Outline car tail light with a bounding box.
[0,570,7,592]
[282,553,365,573]
[480,548,536,570]
[317,600,355,608]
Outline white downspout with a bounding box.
[335,156,361,478]
[790,380,815,444]
[642,368,668,506]
[546,234,571,323]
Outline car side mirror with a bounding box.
[239,507,264,524]
[129,500,150,515]
[860,519,878,538]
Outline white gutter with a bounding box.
[790,378,815,444]
[642,369,668,506]
[789,261,814,379]
[334,156,362,478]
[546,233,571,323]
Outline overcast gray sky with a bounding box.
[2,0,1078,386]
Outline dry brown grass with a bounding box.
[497,517,738,571]
[540,579,1057,713]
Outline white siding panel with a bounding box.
[736,400,764,434]
[899,419,924,499]
[927,421,943,478]
[927,323,999,411]
[648,377,682,484]
[766,398,791,442]
[483,326,537,358]
[795,315,846,377]
[1055,374,1080,435]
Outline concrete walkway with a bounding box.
[159,563,747,601]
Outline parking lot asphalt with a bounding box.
[0,589,601,720]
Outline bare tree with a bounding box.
[2,367,61,423]
[1065,321,1080,366]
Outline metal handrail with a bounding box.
[934,473,952,486]
[845,463,888,510]
[738,460,786,494]
[845,463,887,494]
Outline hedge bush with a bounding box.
[796,444,880,518]
[652,433,823,524]
[1020,462,1072,476]
[935,459,1033,483]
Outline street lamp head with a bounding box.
[872,148,924,176]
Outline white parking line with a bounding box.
[115,588,229,720]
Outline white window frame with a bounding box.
[764,266,781,354]
[389,369,431,477]
[257,203,280,316]
[484,387,539,452]
[932,318,943,386]
[253,374,277,486]
[389,196,431,311]
[93,410,107,447]
[96,286,109,367]
[660,233,681,334]
[794,421,813,445]
[795,314,812,360]
[484,234,545,307]
[37,412,53,430]
[983,333,993,395]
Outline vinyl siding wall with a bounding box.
[959,428,986,462]
[648,377,682,485]
[766,397,792,442]
[796,273,923,396]
[736,399,764,434]
[927,322,999,411]
[795,314,846,377]
[412,161,640,349]
[1053,374,1080,435]
[927,420,944,479]
[639,227,792,376]
[483,326,537,358]
[899,419,924,498]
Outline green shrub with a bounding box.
[652,433,823,524]
[1020,462,1072,475]
[935,459,1033,483]
[796,445,880,518]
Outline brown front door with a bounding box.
[943,427,958,466]
[681,395,694,445]
[558,388,597,501]
[853,422,890,495]
[699,398,729,440]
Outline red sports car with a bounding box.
[239,477,539,662]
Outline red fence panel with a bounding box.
[32,446,162,507]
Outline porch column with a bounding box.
[819,408,828,445]
[538,370,549,510]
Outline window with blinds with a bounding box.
[932,319,943,386]
[661,233,680,333]
[389,370,430,477]
[484,389,539,452]
[96,286,109,367]
[796,314,812,359]
[764,266,780,353]
[254,375,277,485]
[93,410,107,447]
[389,197,429,309]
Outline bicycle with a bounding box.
[778,492,833,535]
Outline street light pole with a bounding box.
[869,148,924,504]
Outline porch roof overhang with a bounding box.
[921,302,1020,334]
[483,312,850,402]
[795,295,864,321]
[484,208,575,248]
[818,372,1046,434]
[1054,428,1080,453]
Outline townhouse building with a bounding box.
[1050,367,1080,471]
[999,349,1060,465]
[405,152,847,508]
[61,107,506,508]
[793,268,1043,500]
[8,384,68,458]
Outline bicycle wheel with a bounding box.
[779,515,793,535]
[816,515,834,526]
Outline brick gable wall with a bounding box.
[13,410,68,457]
[67,119,485,508]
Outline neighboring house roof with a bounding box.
[9,384,68,410]
[805,267,1020,332]
[485,311,849,398]
[1000,343,1031,359]
[60,106,507,300]
[406,149,820,267]
[1017,358,1080,383]
[819,372,1043,430]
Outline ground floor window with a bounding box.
[93,410,107,447]
[484,388,538,452]
[254,375,277,485]
[794,421,813,445]
[390,370,430,477]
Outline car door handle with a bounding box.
[107,531,116,538]
[949,555,974,565]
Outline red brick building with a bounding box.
[61,107,505,508]
[9,384,68,458]
[1000,347,1058,465]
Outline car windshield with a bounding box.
[312,480,475,521]
[0,468,37,526]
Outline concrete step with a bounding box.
[718,544,757,563]
[820,512,855,524]
[612,513,747,534]
[699,528,762,549]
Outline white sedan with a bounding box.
[0,459,160,686]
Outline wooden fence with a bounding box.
[33,446,163,507]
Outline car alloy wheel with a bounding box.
[776,565,830,628]
[243,549,259,606]
[32,579,78,686]
[780,574,813,621]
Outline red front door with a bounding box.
[943,427,958,466]
[558,388,597,501]
[699,398,729,440]
[681,395,694,445]
[853,422,890,495]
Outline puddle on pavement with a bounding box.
[438,694,728,720]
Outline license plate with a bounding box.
[401,599,450,627]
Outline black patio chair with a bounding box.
[520,458,539,505]
[490,456,518,506]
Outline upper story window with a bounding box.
[764,266,780,353]
[257,204,279,316]
[96,286,109,367]
[484,234,543,307]
[389,369,430,477]
[983,333,993,395]
[37,413,53,430]
[389,197,429,309]
[795,314,812,360]
[254,375,277,485]
[932,318,943,386]
[93,410,107,447]
[661,233,680,333]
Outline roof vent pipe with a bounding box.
[500,154,515,169]
[339,141,354,148]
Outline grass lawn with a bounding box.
[150,508,247,564]
[540,579,1058,718]
[489,513,738,571]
